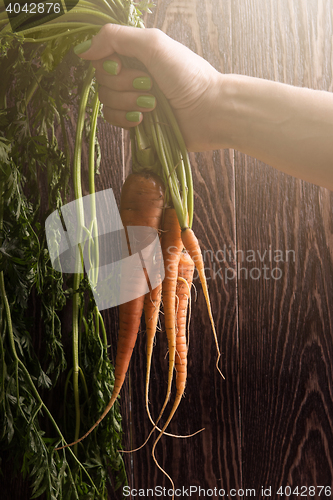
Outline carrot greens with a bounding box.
[0,0,222,496]
[0,31,127,498]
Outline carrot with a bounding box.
[152,207,183,428]
[151,250,195,495]
[55,171,165,451]
[173,250,194,399]
[125,270,202,452]
[143,282,162,424]
[120,213,201,456]
[175,250,194,351]
[181,227,224,380]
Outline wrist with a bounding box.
[205,72,247,151]
[212,73,296,154]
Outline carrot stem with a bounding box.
[0,184,97,493]
[88,88,100,288]
[3,7,117,33]
[154,85,194,227]
[23,26,97,43]
[71,64,95,453]
[157,105,188,219]
[97,310,108,349]
[12,23,97,38]
[153,109,184,223]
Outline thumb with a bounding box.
[75,24,158,68]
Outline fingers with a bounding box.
[94,65,152,93]
[98,86,155,112]
[94,60,155,129]
[98,86,155,128]
[72,24,165,129]
[74,24,162,68]
[102,108,142,128]
[92,54,123,76]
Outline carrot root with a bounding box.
[151,250,195,497]
[181,227,225,380]
[56,171,165,451]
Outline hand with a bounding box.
[74,24,223,152]
[75,24,333,189]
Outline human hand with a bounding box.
[74,24,223,152]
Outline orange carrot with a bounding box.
[55,171,165,451]
[153,208,183,427]
[175,250,194,351]
[174,250,194,398]
[152,250,194,493]
[131,268,201,449]
[181,227,224,380]
[143,282,162,423]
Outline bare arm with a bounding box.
[214,74,333,190]
[76,25,333,191]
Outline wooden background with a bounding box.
[3,0,333,498]
[112,0,333,498]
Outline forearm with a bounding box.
[79,25,333,189]
[215,74,333,190]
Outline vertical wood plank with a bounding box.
[122,0,241,494]
[233,0,333,493]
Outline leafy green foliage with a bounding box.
[0,32,127,499]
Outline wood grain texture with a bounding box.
[5,0,333,498]
[121,0,333,497]
[121,0,241,495]
[232,0,333,496]
[125,148,239,493]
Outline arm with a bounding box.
[76,25,333,191]
[215,74,333,190]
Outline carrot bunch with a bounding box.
[2,1,223,494]
[56,166,219,449]
[35,2,222,484]
[151,246,195,490]
[56,136,221,459]
[54,94,222,500]
[56,170,165,450]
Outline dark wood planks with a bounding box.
[122,0,241,494]
[4,0,332,497]
[122,0,333,496]
[232,0,333,494]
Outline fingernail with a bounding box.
[74,39,92,55]
[103,60,118,75]
[133,76,152,90]
[126,111,142,123]
[136,95,156,109]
